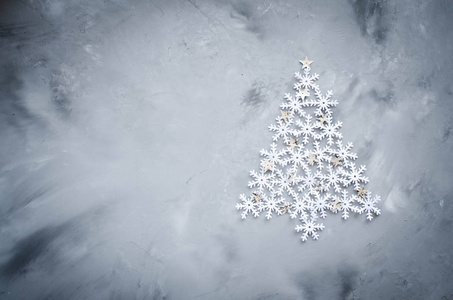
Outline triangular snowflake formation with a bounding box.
[236,57,381,242]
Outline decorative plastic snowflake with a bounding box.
[357,192,381,221]
[236,58,382,242]
[295,214,325,242]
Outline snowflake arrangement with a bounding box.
[236,57,381,242]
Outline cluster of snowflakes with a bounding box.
[236,58,381,242]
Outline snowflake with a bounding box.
[343,165,369,189]
[295,215,325,242]
[236,194,260,219]
[321,165,345,193]
[295,114,318,144]
[298,168,321,195]
[286,146,308,169]
[248,170,274,193]
[311,193,331,219]
[357,192,381,221]
[302,89,338,116]
[331,190,359,219]
[260,143,287,167]
[269,118,294,142]
[290,194,312,220]
[329,140,358,168]
[238,58,381,242]
[259,194,284,220]
[295,69,320,91]
[271,168,301,198]
[317,118,343,146]
[281,93,306,118]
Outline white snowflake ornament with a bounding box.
[259,193,284,220]
[236,194,260,219]
[269,118,294,142]
[281,93,306,118]
[338,190,360,220]
[357,192,381,221]
[248,169,274,193]
[310,89,339,116]
[329,140,358,168]
[295,114,318,145]
[260,142,287,167]
[295,69,319,90]
[295,215,325,242]
[237,57,382,242]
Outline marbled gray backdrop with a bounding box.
[0,0,452,299]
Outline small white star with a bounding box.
[299,56,313,69]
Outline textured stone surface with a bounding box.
[0,0,452,299]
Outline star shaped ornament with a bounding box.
[288,174,296,185]
[356,187,368,198]
[315,181,327,193]
[316,113,329,124]
[261,159,273,172]
[307,153,318,166]
[252,192,263,202]
[331,155,343,167]
[287,137,299,150]
[280,110,292,123]
[331,197,342,210]
[280,203,291,214]
[299,56,313,69]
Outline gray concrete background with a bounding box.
[0,0,452,299]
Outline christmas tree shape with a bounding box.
[236,57,381,242]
